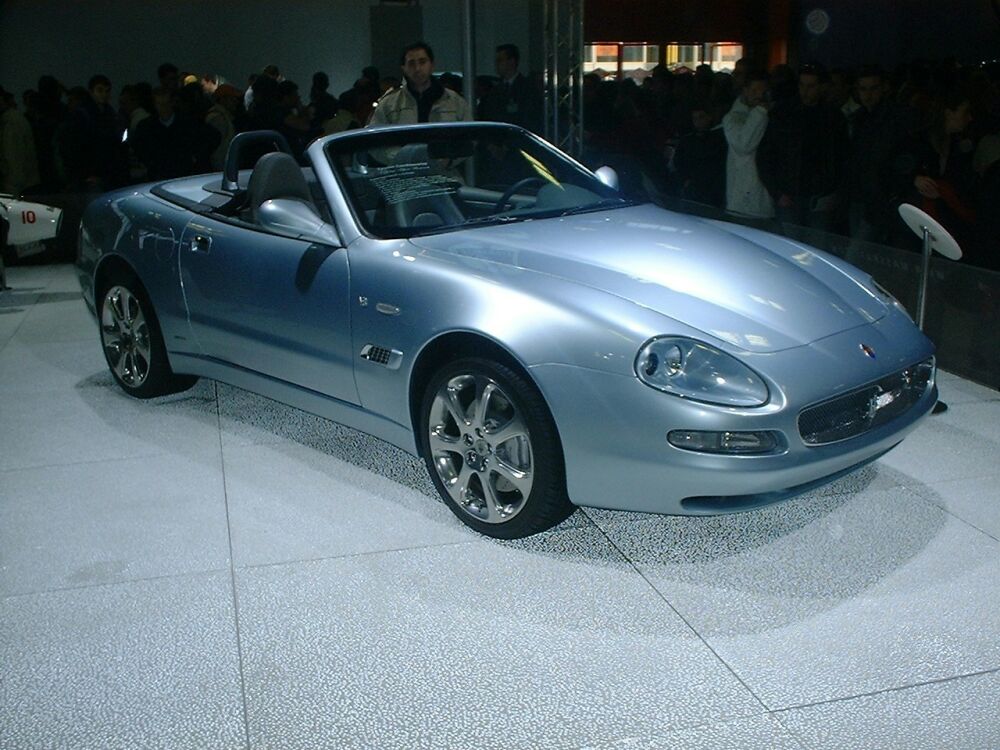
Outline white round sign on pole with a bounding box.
[806,8,830,35]
[898,203,963,260]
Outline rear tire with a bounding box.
[97,272,197,399]
[419,357,574,538]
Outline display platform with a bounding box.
[1,264,998,749]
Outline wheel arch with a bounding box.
[407,331,565,463]
[408,329,574,536]
[93,253,142,302]
[92,252,170,363]
[92,251,198,397]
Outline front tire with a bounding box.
[419,357,574,538]
[98,273,197,399]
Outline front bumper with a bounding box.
[531,320,936,515]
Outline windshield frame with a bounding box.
[321,122,634,240]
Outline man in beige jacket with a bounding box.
[368,42,470,127]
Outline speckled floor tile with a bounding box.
[576,714,805,749]
[0,572,245,750]
[0,338,106,393]
[217,382,332,449]
[0,377,219,471]
[12,295,96,343]
[590,486,1000,709]
[0,453,230,596]
[219,387,590,562]
[0,285,43,310]
[807,460,913,496]
[908,475,1000,541]
[777,670,1000,750]
[3,263,57,283]
[1,265,56,303]
[3,266,998,748]
[936,369,999,405]
[0,308,28,352]
[0,269,44,351]
[303,422,589,529]
[877,402,1000,483]
[41,263,86,293]
[928,398,1000,441]
[218,383,443,497]
[219,382,457,494]
[236,527,764,750]
[222,441,475,567]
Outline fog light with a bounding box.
[668,430,780,454]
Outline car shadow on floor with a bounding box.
[74,371,953,595]
[202,377,952,604]
[578,465,959,634]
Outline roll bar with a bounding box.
[221,130,294,192]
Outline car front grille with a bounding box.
[798,359,934,446]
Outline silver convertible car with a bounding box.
[77,123,936,538]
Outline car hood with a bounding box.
[408,204,886,353]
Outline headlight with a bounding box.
[635,336,769,407]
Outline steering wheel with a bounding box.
[494,177,547,212]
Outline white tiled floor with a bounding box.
[2,264,998,750]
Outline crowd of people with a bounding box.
[0,50,996,269]
[585,58,999,270]
[0,61,391,197]
[0,60,401,261]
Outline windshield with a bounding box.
[324,124,635,239]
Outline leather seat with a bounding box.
[245,152,318,224]
[393,193,465,229]
[386,144,464,229]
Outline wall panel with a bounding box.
[0,0,539,103]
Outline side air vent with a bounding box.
[360,344,403,370]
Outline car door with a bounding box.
[177,216,358,404]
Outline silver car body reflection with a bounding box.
[77,122,936,516]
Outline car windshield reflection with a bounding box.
[324,124,639,238]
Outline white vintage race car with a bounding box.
[0,194,63,255]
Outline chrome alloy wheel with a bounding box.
[427,374,534,524]
[100,285,152,388]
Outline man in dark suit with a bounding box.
[132,88,219,181]
[477,44,542,134]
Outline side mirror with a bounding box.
[594,166,619,191]
[257,199,341,246]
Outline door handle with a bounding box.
[190,235,212,254]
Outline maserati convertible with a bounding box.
[77,123,936,538]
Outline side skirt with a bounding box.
[169,352,419,456]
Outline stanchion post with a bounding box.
[916,225,932,331]
[0,217,9,291]
[897,203,963,416]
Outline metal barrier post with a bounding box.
[917,226,932,330]
[542,0,583,158]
